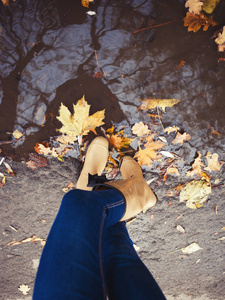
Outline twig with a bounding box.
[131,20,176,35]
[95,51,107,79]
[157,106,164,130]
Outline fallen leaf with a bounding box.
[215,26,225,52]
[158,136,167,143]
[186,151,204,177]
[26,153,48,170]
[185,0,203,14]
[172,132,191,145]
[93,71,104,78]
[86,10,96,15]
[184,12,218,33]
[160,151,174,158]
[81,0,93,8]
[68,182,74,189]
[205,152,224,172]
[133,244,140,252]
[164,126,180,134]
[207,123,221,135]
[57,95,105,141]
[217,237,225,241]
[203,0,220,14]
[181,242,202,254]
[7,234,46,247]
[132,122,150,137]
[18,284,30,295]
[176,59,186,70]
[134,134,165,166]
[107,129,132,151]
[56,135,77,145]
[4,162,15,176]
[222,227,225,230]
[177,225,186,233]
[168,200,173,206]
[150,213,154,222]
[1,0,9,6]
[180,179,211,209]
[12,129,23,139]
[138,98,181,112]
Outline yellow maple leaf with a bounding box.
[164,126,180,134]
[138,99,181,112]
[205,152,224,172]
[186,151,205,177]
[134,134,165,166]
[184,12,218,33]
[57,95,105,139]
[180,180,211,209]
[185,0,203,14]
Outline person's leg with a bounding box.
[33,188,125,300]
[102,222,166,300]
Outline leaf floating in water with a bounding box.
[184,12,218,33]
[138,99,181,112]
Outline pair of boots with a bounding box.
[76,137,156,221]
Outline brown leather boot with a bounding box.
[98,156,157,221]
[76,136,109,191]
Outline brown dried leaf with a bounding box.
[186,151,205,177]
[205,152,224,172]
[26,153,48,170]
[185,0,203,14]
[184,12,218,33]
[138,98,181,112]
[172,132,191,145]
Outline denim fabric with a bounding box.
[33,189,166,300]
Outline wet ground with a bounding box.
[0,0,225,299]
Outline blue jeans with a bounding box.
[33,189,166,299]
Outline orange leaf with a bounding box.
[172,132,191,145]
[186,151,205,177]
[176,59,186,70]
[184,12,218,33]
[134,135,165,166]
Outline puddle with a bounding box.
[0,0,225,161]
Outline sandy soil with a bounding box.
[0,156,224,300]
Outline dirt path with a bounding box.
[0,157,224,300]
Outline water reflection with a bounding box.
[0,0,224,160]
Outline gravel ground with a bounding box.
[0,156,224,300]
